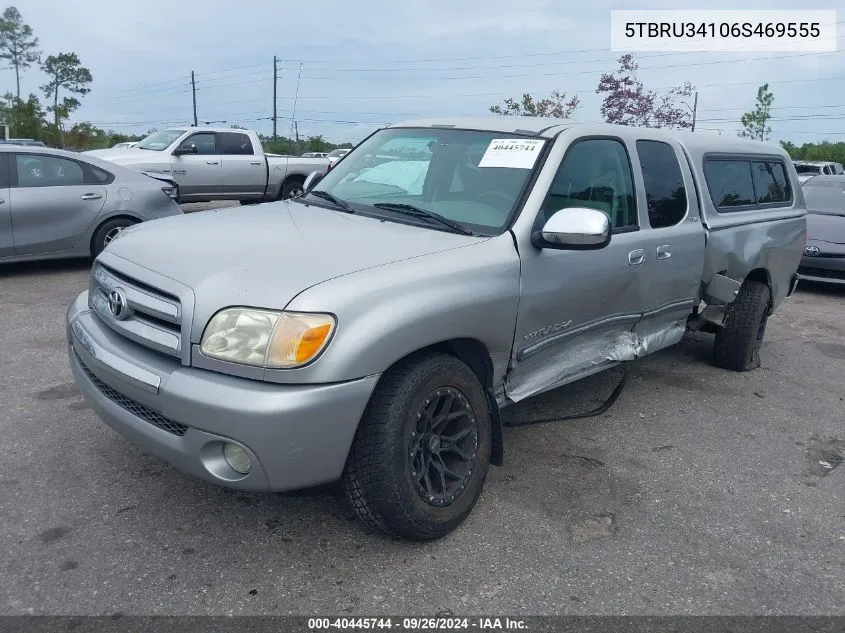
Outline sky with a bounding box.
[4,0,843,145]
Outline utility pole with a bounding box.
[290,61,302,138]
[191,71,198,127]
[272,56,278,140]
[294,120,299,143]
[691,91,698,132]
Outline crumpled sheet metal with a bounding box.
[505,319,687,403]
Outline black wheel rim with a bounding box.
[408,387,478,507]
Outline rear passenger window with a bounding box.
[218,132,254,155]
[636,140,687,228]
[703,160,756,209]
[752,161,790,204]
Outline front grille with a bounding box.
[798,266,845,281]
[90,264,184,359]
[75,352,188,437]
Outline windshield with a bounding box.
[795,164,823,174]
[135,129,186,151]
[312,128,545,232]
[803,181,845,215]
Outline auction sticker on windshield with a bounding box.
[478,138,545,169]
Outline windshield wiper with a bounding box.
[371,202,474,235]
[306,190,355,214]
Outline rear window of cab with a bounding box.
[703,157,792,212]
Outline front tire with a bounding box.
[343,354,491,541]
[91,218,136,258]
[713,279,771,371]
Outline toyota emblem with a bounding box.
[804,245,821,257]
[107,289,129,320]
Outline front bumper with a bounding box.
[798,254,845,285]
[67,291,380,491]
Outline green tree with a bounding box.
[739,83,774,142]
[0,90,45,138]
[0,6,40,100]
[490,91,580,118]
[40,52,93,146]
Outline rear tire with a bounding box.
[343,353,491,541]
[91,218,136,258]
[713,280,771,371]
[280,177,305,200]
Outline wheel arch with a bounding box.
[89,213,141,255]
[743,268,774,312]
[371,337,505,467]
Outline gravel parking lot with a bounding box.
[0,240,842,615]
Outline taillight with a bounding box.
[161,185,178,200]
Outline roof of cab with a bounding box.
[387,117,788,156]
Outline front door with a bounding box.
[506,136,645,402]
[9,152,107,255]
[170,131,222,200]
[217,131,266,198]
[631,138,706,352]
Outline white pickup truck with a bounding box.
[85,128,330,203]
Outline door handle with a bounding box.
[206,161,219,165]
[628,249,645,266]
[249,161,262,165]
[80,193,103,200]
[656,245,672,260]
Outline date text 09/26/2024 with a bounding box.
[308,617,528,631]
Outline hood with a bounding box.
[104,199,485,339]
[807,212,845,245]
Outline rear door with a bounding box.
[217,131,266,198]
[631,138,706,351]
[170,131,221,200]
[0,152,13,256]
[9,152,107,255]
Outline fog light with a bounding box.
[223,443,251,474]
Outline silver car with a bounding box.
[0,145,183,263]
[798,175,845,284]
[67,117,804,541]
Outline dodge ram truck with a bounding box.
[85,127,329,203]
[67,117,805,541]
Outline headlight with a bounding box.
[200,308,335,368]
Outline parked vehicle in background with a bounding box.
[798,175,845,285]
[0,138,47,147]
[85,128,330,203]
[327,148,351,166]
[66,117,804,541]
[0,145,182,264]
[302,152,328,158]
[794,160,844,184]
[112,141,138,149]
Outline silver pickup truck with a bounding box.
[85,128,329,203]
[67,117,805,541]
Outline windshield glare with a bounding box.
[136,129,186,151]
[313,128,544,231]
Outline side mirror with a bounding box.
[174,144,197,156]
[303,170,326,193]
[533,207,611,250]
